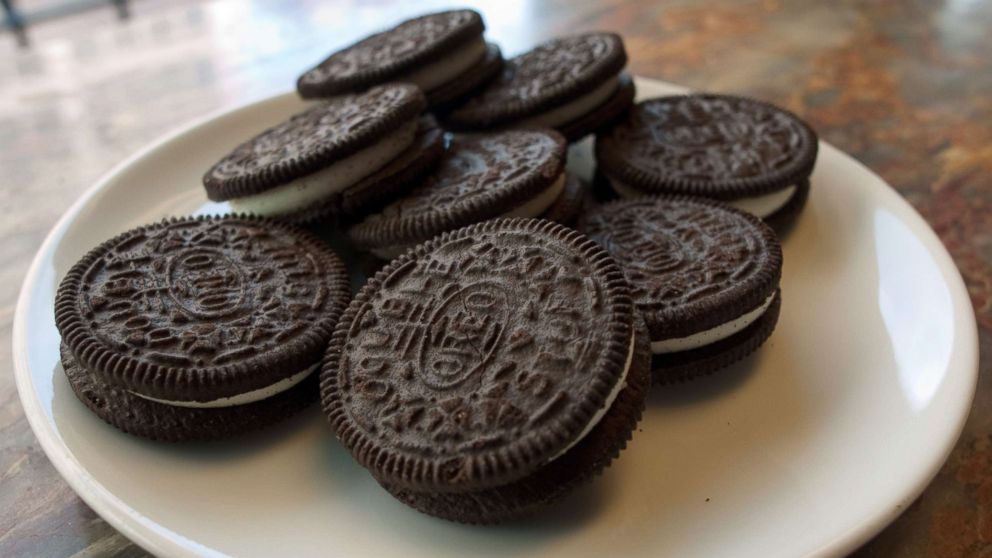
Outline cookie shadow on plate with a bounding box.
[51,365,329,463]
[647,348,763,407]
[152,405,325,462]
[501,472,614,532]
[370,470,615,550]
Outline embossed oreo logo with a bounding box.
[79,220,330,367]
[342,229,619,455]
[652,98,767,149]
[610,95,812,180]
[420,283,509,390]
[605,222,685,275]
[167,249,246,319]
[585,199,765,308]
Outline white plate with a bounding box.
[13,78,978,558]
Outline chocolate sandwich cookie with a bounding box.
[297,10,503,110]
[290,116,445,225]
[581,196,782,384]
[321,218,651,524]
[539,173,586,226]
[203,83,429,223]
[595,94,818,230]
[445,33,634,142]
[54,215,351,441]
[60,343,319,441]
[348,129,568,259]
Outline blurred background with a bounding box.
[2,1,991,556]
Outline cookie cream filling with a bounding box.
[130,363,318,409]
[517,75,620,128]
[549,329,635,462]
[652,292,776,354]
[399,37,489,92]
[229,118,419,216]
[726,186,796,218]
[501,172,567,219]
[367,172,567,260]
[609,177,797,219]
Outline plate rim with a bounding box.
[12,77,979,558]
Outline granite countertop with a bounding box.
[1,1,989,556]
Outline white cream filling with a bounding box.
[518,75,620,128]
[399,37,488,92]
[549,330,635,462]
[727,186,797,218]
[651,292,776,354]
[501,173,566,219]
[610,177,797,219]
[130,363,318,409]
[368,172,567,260]
[229,118,418,216]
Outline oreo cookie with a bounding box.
[288,116,445,225]
[59,343,319,442]
[54,215,351,441]
[539,173,586,226]
[595,94,818,230]
[446,33,634,142]
[581,196,782,384]
[203,84,430,223]
[424,43,503,112]
[348,129,568,259]
[321,218,651,523]
[297,10,503,110]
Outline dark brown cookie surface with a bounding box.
[55,216,351,402]
[204,84,425,200]
[281,116,445,225]
[348,129,566,251]
[297,10,484,97]
[380,315,651,524]
[322,219,635,493]
[539,173,585,225]
[580,196,781,340]
[61,344,318,442]
[596,94,818,198]
[446,33,627,128]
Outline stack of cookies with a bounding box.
[53,8,818,525]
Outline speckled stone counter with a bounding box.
[1,1,989,555]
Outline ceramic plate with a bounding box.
[13,78,978,558]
